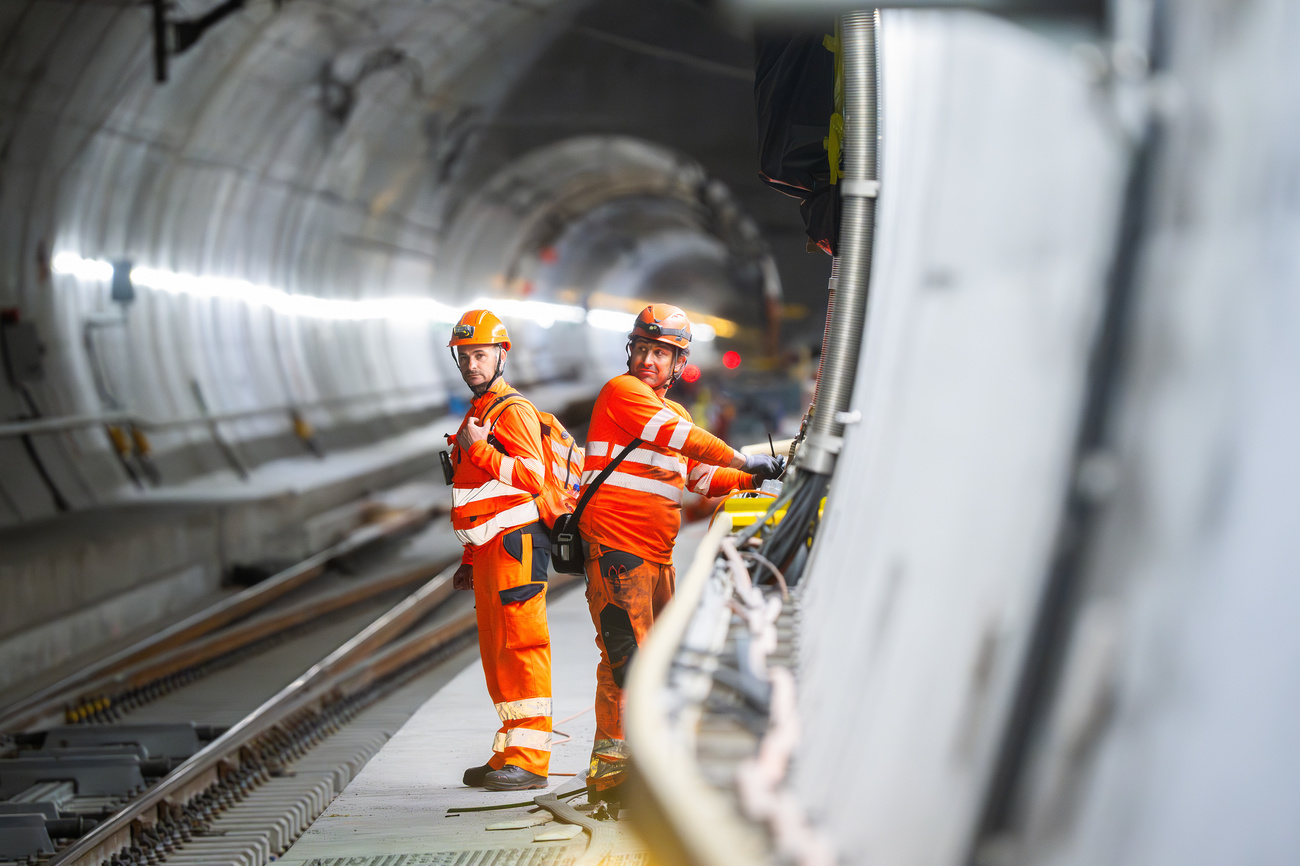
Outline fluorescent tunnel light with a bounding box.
[51,252,717,341]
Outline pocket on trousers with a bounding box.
[502,590,549,650]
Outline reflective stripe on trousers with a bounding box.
[496,697,552,721]
[494,727,552,753]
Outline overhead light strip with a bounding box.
[51,252,716,340]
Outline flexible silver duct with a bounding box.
[798,10,879,477]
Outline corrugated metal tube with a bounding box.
[799,10,879,476]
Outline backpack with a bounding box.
[483,390,585,530]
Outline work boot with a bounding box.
[586,780,625,820]
[483,765,548,791]
[462,763,494,787]
[586,779,625,805]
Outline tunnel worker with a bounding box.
[578,303,784,803]
[447,309,553,792]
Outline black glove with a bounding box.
[741,453,785,482]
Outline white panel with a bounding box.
[1013,3,1300,865]
[794,11,1123,866]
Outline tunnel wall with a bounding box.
[999,3,1300,864]
[792,11,1123,865]
[0,0,795,528]
[0,0,586,526]
[0,0,795,692]
[795,3,1300,865]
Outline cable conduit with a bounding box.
[799,10,880,477]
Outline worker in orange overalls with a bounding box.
[447,310,553,792]
[578,303,784,803]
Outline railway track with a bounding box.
[0,496,498,866]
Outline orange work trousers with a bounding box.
[473,522,552,777]
[583,540,676,791]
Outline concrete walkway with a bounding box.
[277,585,648,865]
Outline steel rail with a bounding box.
[49,564,462,866]
[54,558,454,726]
[336,570,582,694]
[0,502,437,732]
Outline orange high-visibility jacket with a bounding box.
[578,373,753,564]
[451,378,547,559]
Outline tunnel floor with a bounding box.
[275,582,652,865]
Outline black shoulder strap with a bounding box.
[474,389,527,457]
[561,440,576,488]
[571,438,642,523]
[482,389,524,426]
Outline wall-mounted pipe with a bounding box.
[798,10,880,477]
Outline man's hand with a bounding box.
[741,453,785,482]
[453,563,474,591]
[457,417,489,451]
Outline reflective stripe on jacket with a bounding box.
[451,379,546,552]
[578,374,753,564]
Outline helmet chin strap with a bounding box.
[666,350,687,389]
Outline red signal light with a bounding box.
[681,364,701,383]
[722,351,741,369]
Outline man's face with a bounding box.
[457,344,502,393]
[628,338,683,390]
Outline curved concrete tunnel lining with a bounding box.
[2,0,806,701]
[442,134,778,384]
[5,2,771,507]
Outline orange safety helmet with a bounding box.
[448,309,511,351]
[629,303,692,354]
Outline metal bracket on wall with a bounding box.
[153,0,259,83]
[191,380,251,480]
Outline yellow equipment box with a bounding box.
[719,490,825,529]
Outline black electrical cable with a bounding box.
[752,473,828,586]
[784,540,811,587]
[445,786,587,814]
[768,476,822,554]
[780,475,827,561]
[735,471,803,547]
